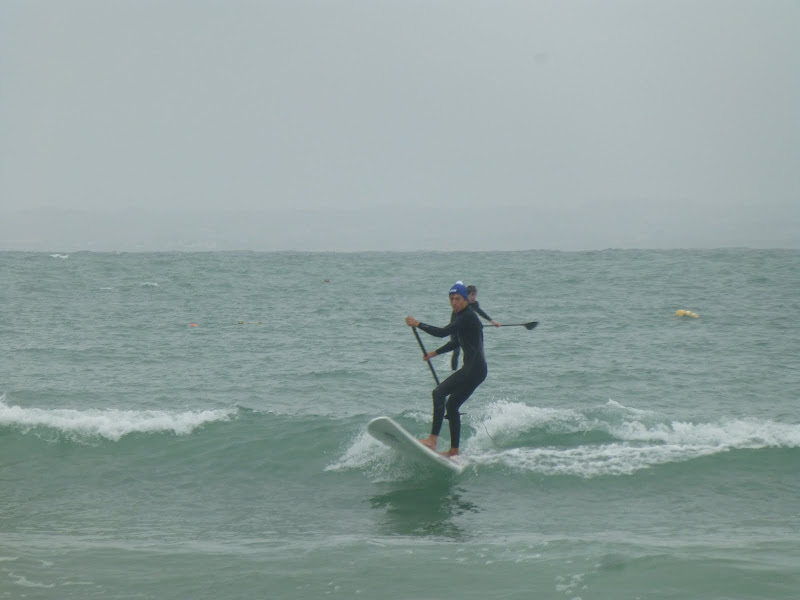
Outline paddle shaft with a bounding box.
[483,321,538,330]
[412,327,440,385]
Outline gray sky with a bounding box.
[1,0,798,251]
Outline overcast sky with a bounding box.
[1,1,798,251]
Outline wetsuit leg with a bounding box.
[430,367,487,448]
[430,370,468,437]
[444,370,486,448]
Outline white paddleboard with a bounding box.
[367,416,465,474]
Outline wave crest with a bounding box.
[0,396,237,442]
[466,399,800,477]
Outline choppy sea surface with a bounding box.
[2,249,799,599]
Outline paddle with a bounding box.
[483,321,538,330]
[412,327,440,385]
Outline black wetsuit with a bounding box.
[450,301,493,370]
[418,306,488,449]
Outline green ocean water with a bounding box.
[1,249,799,599]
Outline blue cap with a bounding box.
[449,281,468,300]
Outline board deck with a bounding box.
[367,416,465,474]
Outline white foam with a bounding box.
[0,397,236,442]
[469,399,598,448]
[325,429,421,481]
[326,430,381,470]
[610,417,800,452]
[469,441,721,478]
[464,399,800,478]
[7,573,55,589]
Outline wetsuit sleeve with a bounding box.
[472,301,492,321]
[417,321,454,338]
[434,339,458,355]
[418,322,459,355]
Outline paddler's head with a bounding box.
[448,281,469,312]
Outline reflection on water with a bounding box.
[368,479,481,540]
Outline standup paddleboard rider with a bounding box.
[450,284,501,370]
[405,281,488,457]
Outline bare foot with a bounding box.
[440,448,459,458]
[419,435,438,451]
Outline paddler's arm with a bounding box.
[405,316,454,339]
[473,303,501,327]
[420,340,458,362]
[405,316,459,359]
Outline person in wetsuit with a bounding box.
[405,281,488,457]
[450,284,501,370]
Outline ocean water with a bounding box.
[1,249,799,600]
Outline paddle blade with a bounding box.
[525,321,539,330]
